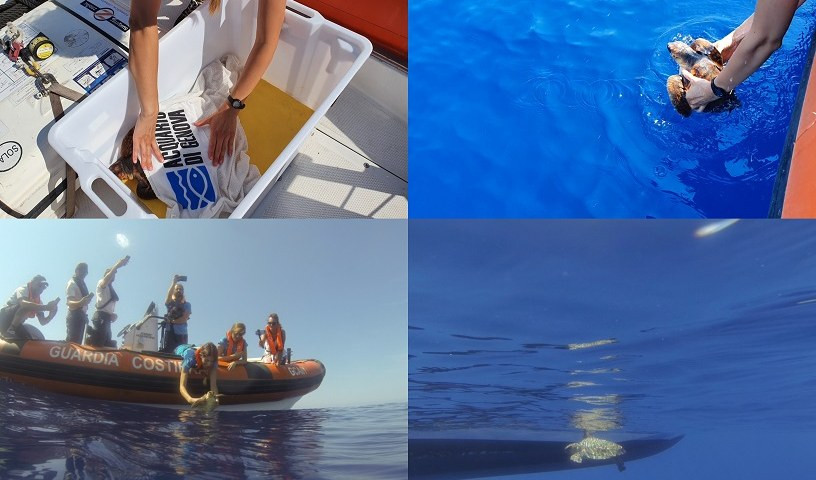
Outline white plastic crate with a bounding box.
[48,0,372,218]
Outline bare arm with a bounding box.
[231,0,286,100]
[67,288,93,310]
[193,0,286,166]
[714,0,807,61]
[179,370,198,404]
[164,275,182,305]
[683,0,803,110]
[209,368,219,397]
[129,0,164,170]
[100,256,129,288]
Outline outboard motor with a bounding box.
[118,302,161,352]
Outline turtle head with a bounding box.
[570,452,583,464]
[667,41,696,69]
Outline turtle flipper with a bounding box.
[690,38,724,66]
[667,74,692,117]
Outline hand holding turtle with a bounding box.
[680,69,719,111]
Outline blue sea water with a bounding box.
[409,220,816,478]
[0,383,406,480]
[410,1,816,218]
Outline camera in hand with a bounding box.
[177,275,187,282]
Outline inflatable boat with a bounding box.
[0,319,325,410]
[770,25,816,217]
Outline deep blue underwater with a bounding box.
[0,383,406,480]
[409,220,816,478]
[410,0,816,218]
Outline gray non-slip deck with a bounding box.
[250,85,408,218]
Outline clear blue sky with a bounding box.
[1,220,406,409]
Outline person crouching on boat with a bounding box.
[259,313,286,365]
[218,322,247,370]
[0,275,59,339]
[162,275,191,353]
[65,262,94,344]
[175,342,219,407]
[86,256,129,348]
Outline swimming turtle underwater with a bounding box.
[109,127,158,200]
[666,38,739,117]
[566,433,626,471]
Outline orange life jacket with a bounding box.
[25,283,41,319]
[265,324,284,354]
[225,331,246,356]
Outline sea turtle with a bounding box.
[191,391,220,412]
[666,38,738,117]
[108,127,158,200]
[566,432,626,471]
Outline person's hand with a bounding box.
[110,313,118,322]
[47,298,60,311]
[82,293,94,306]
[680,70,719,112]
[132,112,164,171]
[190,396,204,407]
[194,102,239,167]
[228,361,239,371]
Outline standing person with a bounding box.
[128,0,286,169]
[175,342,219,407]
[218,322,248,370]
[258,313,286,365]
[163,275,191,353]
[65,263,94,344]
[682,0,808,111]
[0,275,59,339]
[87,256,130,348]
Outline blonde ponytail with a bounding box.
[209,0,221,14]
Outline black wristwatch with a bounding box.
[228,94,246,110]
[710,77,728,98]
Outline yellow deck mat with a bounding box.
[121,80,314,218]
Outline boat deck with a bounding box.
[75,54,408,218]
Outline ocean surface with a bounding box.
[0,384,406,480]
[410,0,816,218]
[409,220,816,478]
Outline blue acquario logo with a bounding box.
[166,165,216,210]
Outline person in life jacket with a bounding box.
[217,322,248,371]
[65,263,94,344]
[258,313,286,365]
[0,275,59,339]
[174,342,219,407]
[163,275,191,353]
[86,256,129,348]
